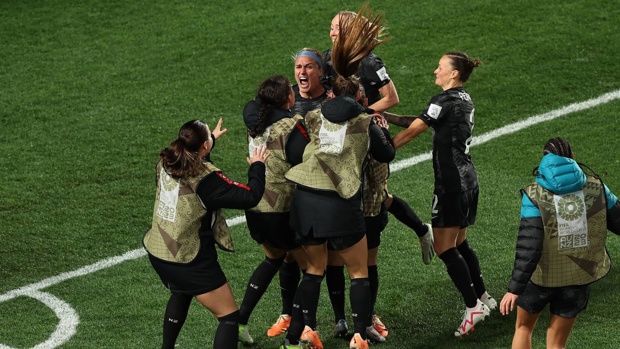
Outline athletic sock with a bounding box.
[326,265,346,322]
[214,310,239,349]
[367,265,379,318]
[162,293,193,349]
[439,247,478,308]
[457,239,486,298]
[387,195,428,237]
[299,273,324,330]
[285,287,304,345]
[279,260,301,315]
[350,278,371,340]
[239,256,284,324]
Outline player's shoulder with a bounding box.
[362,52,386,68]
[429,90,452,105]
[431,88,468,105]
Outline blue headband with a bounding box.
[295,50,323,69]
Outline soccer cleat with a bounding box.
[419,223,435,265]
[333,318,349,338]
[365,325,386,343]
[268,314,291,337]
[238,324,254,344]
[300,325,323,349]
[454,300,490,338]
[481,292,498,311]
[371,314,389,338]
[349,333,369,349]
[278,338,300,349]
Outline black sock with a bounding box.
[368,265,379,317]
[326,265,346,322]
[457,240,486,298]
[162,293,192,349]
[439,248,478,308]
[387,195,427,237]
[279,260,301,315]
[299,273,324,330]
[214,310,239,349]
[239,256,284,324]
[285,287,304,345]
[350,278,371,339]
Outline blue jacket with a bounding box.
[507,153,620,294]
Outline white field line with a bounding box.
[390,89,620,172]
[1,88,619,349]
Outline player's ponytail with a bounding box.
[160,120,210,178]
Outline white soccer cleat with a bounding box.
[238,324,254,344]
[419,223,435,265]
[481,292,498,311]
[454,300,490,338]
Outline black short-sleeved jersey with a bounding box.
[292,84,330,117]
[321,49,391,106]
[419,87,478,193]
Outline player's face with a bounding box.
[330,15,340,42]
[434,56,458,90]
[295,56,323,98]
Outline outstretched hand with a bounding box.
[247,145,271,165]
[212,118,228,140]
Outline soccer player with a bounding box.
[262,49,331,340]
[292,48,330,117]
[391,51,496,337]
[321,9,433,342]
[143,119,268,349]
[500,137,620,349]
[282,5,395,349]
[236,75,310,344]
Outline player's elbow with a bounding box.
[386,93,399,109]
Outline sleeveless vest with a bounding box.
[143,161,233,263]
[285,110,372,199]
[363,159,389,216]
[523,175,610,287]
[248,115,301,213]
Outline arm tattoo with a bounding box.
[382,111,418,128]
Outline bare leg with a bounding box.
[195,283,238,318]
[546,314,576,349]
[195,283,239,349]
[512,306,540,349]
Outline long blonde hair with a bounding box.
[331,2,390,93]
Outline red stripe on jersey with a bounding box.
[216,172,251,190]
[295,121,309,141]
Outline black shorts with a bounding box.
[290,186,365,238]
[516,281,591,318]
[297,230,366,251]
[431,187,478,228]
[148,235,227,296]
[365,204,388,250]
[245,210,300,251]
